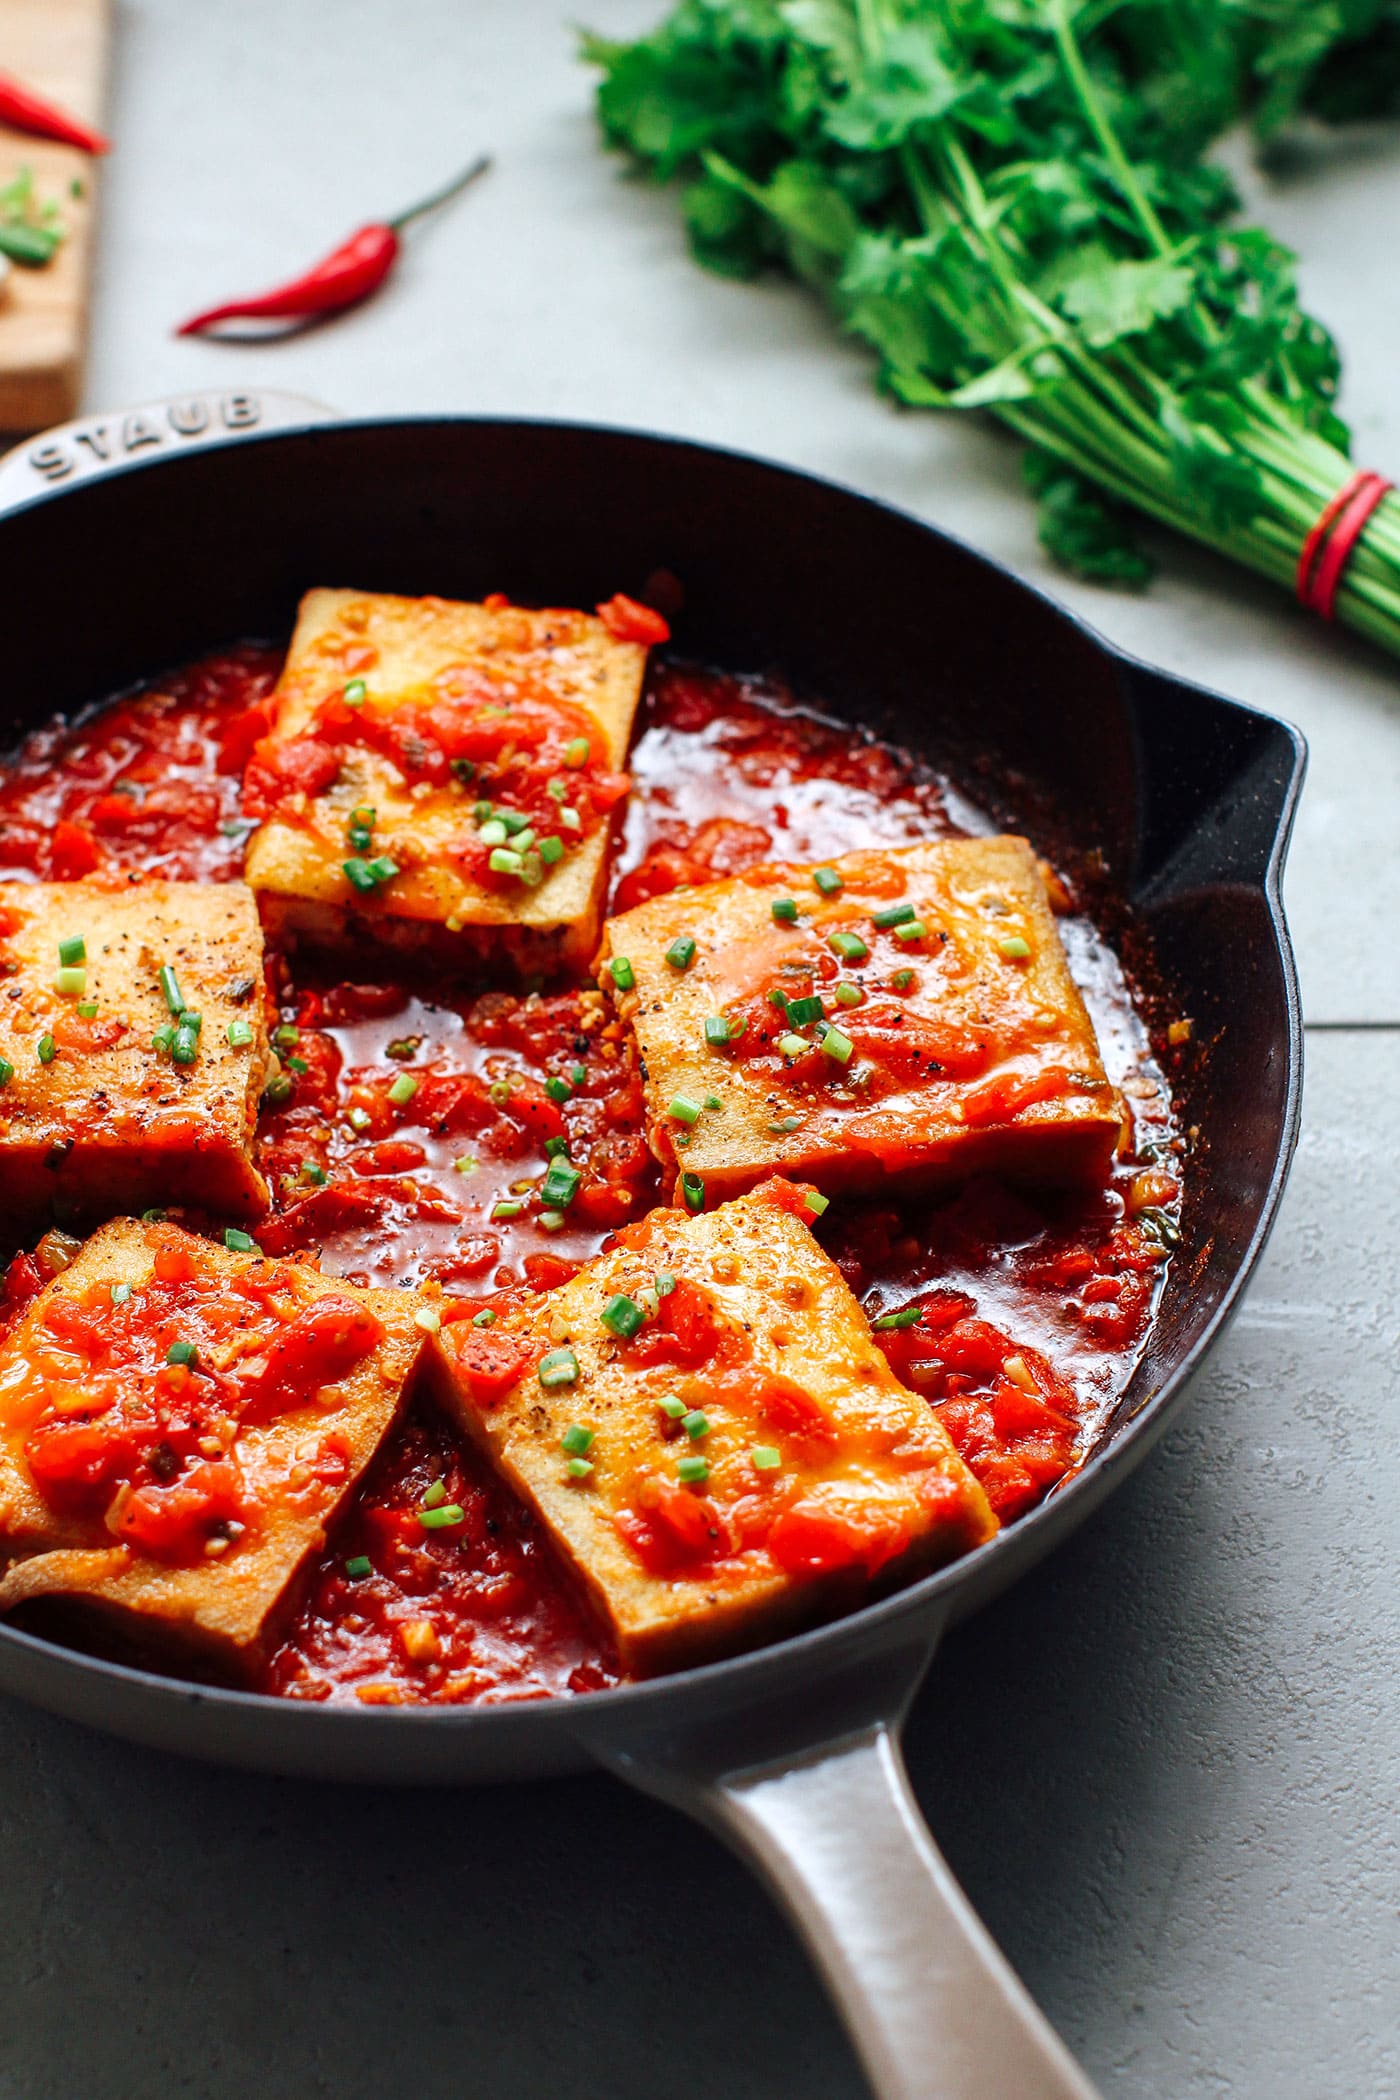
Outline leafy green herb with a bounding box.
[585,0,1400,658]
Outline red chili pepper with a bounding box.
[0,72,110,155]
[175,154,491,337]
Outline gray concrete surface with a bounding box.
[0,3,1394,2095]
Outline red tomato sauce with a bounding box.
[0,644,1181,1703]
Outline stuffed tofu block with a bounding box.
[434,1180,996,1674]
[0,879,270,1231]
[0,1219,431,1676]
[243,588,661,973]
[599,838,1121,1201]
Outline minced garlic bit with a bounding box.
[401,1619,442,1664]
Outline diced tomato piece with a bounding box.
[596,593,671,646]
[51,1010,128,1054]
[113,1459,246,1562]
[239,1297,385,1422]
[960,1066,1071,1129]
[25,1416,149,1506]
[767,1499,911,1580]
[932,1318,1016,1379]
[242,733,340,816]
[449,1330,531,1405]
[49,820,101,877]
[216,702,275,775]
[627,1276,729,1370]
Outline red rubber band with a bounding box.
[1297,469,1393,621]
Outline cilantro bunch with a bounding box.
[585,0,1400,656]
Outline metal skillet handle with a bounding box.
[583,1639,1100,2100]
[0,387,339,512]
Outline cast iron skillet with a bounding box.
[0,392,1305,2100]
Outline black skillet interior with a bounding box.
[0,416,1304,1777]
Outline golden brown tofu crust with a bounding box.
[599,838,1121,1201]
[0,1220,428,1677]
[432,1185,996,1675]
[244,588,649,973]
[0,879,271,1232]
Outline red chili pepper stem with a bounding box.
[386,153,492,233]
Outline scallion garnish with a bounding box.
[569,1064,587,1085]
[414,1307,443,1333]
[677,1454,709,1485]
[491,1198,523,1221]
[342,678,367,705]
[566,1456,594,1478]
[110,1282,131,1306]
[539,1346,580,1388]
[784,995,823,1027]
[0,1058,12,1089]
[223,1228,257,1253]
[871,903,915,930]
[608,956,635,992]
[771,897,798,923]
[600,1293,644,1339]
[387,1073,419,1107]
[560,1423,595,1457]
[418,1503,465,1530]
[562,736,590,767]
[872,1305,923,1331]
[545,1075,572,1104]
[681,1410,709,1440]
[668,1094,703,1125]
[227,1019,254,1048]
[891,968,915,992]
[166,1339,198,1367]
[893,919,927,944]
[157,965,184,1014]
[812,866,843,896]
[665,935,697,971]
[53,965,85,998]
[36,1034,56,1065]
[829,930,869,962]
[821,1025,854,1065]
[777,1033,809,1059]
[681,1171,705,1211]
[751,1445,782,1471]
[834,982,861,1007]
[77,1001,98,1019]
[541,1159,582,1210]
[704,1014,734,1048]
[345,1555,372,1579]
[58,935,86,966]
[998,935,1032,960]
[472,1308,496,1328]
[538,835,565,865]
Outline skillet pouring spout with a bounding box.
[0,403,1305,2100]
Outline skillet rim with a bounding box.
[0,411,1306,1740]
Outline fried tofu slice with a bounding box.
[599,837,1120,1201]
[0,879,271,1232]
[243,588,655,975]
[433,1180,996,1675]
[0,1219,429,1678]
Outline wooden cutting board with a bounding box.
[0,0,111,435]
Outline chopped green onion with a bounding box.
[223,1229,257,1253]
[513,829,536,853]
[343,858,379,893]
[491,1199,523,1221]
[544,1137,569,1161]
[489,847,524,876]
[152,1023,176,1054]
[110,1282,131,1306]
[422,1480,447,1509]
[53,966,85,998]
[171,1020,201,1066]
[166,1339,198,1367]
[600,1293,644,1340]
[418,1503,465,1530]
[872,902,916,930]
[57,935,85,967]
[561,1423,595,1457]
[489,1079,513,1106]
[452,1154,478,1175]
[546,777,568,802]
[478,818,509,847]
[997,935,1031,960]
[538,835,565,866]
[656,1272,676,1296]
[767,1115,803,1133]
[539,1346,580,1388]
[778,1033,809,1060]
[820,1026,854,1065]
[834,982,861,1008]
[158,965,184,1014]
[367,856,399,885]
[803,1190,830,1218]
[892,969,915,992]
[347,1106,372,1132]
[36,1034,56,1065]
[345,1556,372,1580]
[179,1010,203,1038]
[348,829,373,853]
[677,1455,709,1485]
[704,1015,734,1048]
[77,1001,98,1019]
[299,1161,328,1186]
[273,1023,300,1049]
[227,1018,254,1048]
[562,736,590,767]
[559,807,582,831]
[812,866,843,896]
[771,898,798,923]
[351,805,376,830]
[682,1410,709,1440]
[388,1073,419,1107]
[140,1208,166,1223]
[472,1308,496,1328]
[873,1305,923,1331]
[767,988,789,1011]
[665,935,696,972]
[668,1094,703,1125]
[544,1074,572,1105]
[343,678,367,705]
[893,920,927,944]
[751,1445,782,1471]
[566,1456,594,1479]
[262,1072,294,1108]
[784,995,823,1027]
[450,759,476,785]
[414,1307,443,1333]
[703,1094,722,1112]
[681,1172,705,1212]
[608,957,635,992]
[0,1058,12,1089]
[541,1160,582,1210]
[473,799,494,823]
[660,1396,687,1419]
[829,931,869,962]
[539,1209,567,1232]
[569,1064,587,1085]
